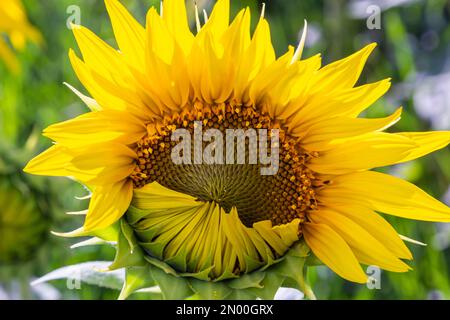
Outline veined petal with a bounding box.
[394,131,450,163]
[43,110,146,147]
[199,31,233,103]
[303,223,368,283]
[70,50,154,120]
[84,180,133,231]
[301,107,402,151]
[310,130,450,173]
[105,0,146,67]
[147,7,175,64]
[24,144,97,182]
[69,142,137,185]
[309,43,377,92]
[146,8,190,111]
[145,9,191,112]
[326,204,412,260]
[271,55,322,120]
[308,132,417,174]
[309,209,411,272]
[72,25,132,86]
[201,0,230,39]
[162,0,194,54]
[129,182,298,279]
[320,171,450,222]
[249,46,295,105]
[287,78,391,134]
[217,8,251,103]
[234,17,275,104]
[24,144,72,177]
[68,50,135,114]
[340,79,392,117]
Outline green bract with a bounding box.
[63,218,314,300]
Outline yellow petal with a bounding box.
[308,132,416,174]
[214,8,251,103]
[146,7,175,64]
[68,142,136,185]
[249,46,295,105]
[310,43,377,92]
[145,9,190,111]
[68,49,130,113]
[105,0,146,67]
[84,180,133,231]
[43,110,146,147]
[309,209,411,272]
[303,222,368,283]
[288,79,391,134]
[24,145,72,177]
[162,0,194,54]
[320,171,450,222]
[132,181,201,210]
[69,50,151,119]
[24,144,96,182]
[341,79,392,117]
[394,131,450,163]
[202,0,230,40]
[327,203,412,259]
[301,107,402,151]
[234,17,275,103]
[72,25,131,86]
[199,31,232,103]
[130,182,298,278]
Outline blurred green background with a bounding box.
[0,0,449,300]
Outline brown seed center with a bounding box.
[130,102,318,227]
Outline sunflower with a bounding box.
[0,142,50,264]
[25,0,450,299]
[0,0,41,72]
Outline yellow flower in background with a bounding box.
[0,0,41,72]
[0,143,50,264]
[25,0,450,295]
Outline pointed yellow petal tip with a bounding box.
[365,42,377,52]
[355,42,378,61]
[23,162,32,174]
[68,48,78,61]
[23,157,44,175]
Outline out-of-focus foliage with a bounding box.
[0,0,449,299]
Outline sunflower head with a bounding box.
[25,0,450,299]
